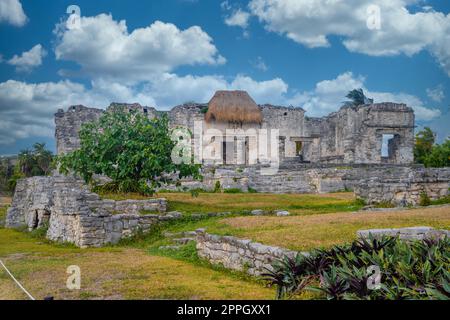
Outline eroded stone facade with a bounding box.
[54,98,415,165]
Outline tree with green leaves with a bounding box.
[57,109,201,195]
[414,127,449,167]
[345,89,374,106]
[414,127,435,164]
[422,138,450,168]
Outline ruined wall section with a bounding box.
[354,167,450,206]
[260,105,305,159]
[107,103,158,119]
[55,105,104,155]
[348,103,414,164]
[55,103,159,156]
[303,103,414,164]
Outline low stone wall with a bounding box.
[357,227,450,241]
[354,167,450,206]
[195,229,302,276]
[6,175,172,248]
[163,164,450,199]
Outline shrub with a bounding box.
[213,181,222,193]
[263,236,450,300]
[248,187,258,193]
[58,109,201,195]
[419,192,432,207]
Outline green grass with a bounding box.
[99,191,362,215]
[0,227,273,300]
[430,195,450,206]
[1,191,448,300]
[0,206,6,226]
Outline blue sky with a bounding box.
[0,0,449,155]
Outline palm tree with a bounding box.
[345,89,374,106]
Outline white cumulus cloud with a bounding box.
[0,0,27,27]
[54,14,226,82]
[426,85,445,103]
[288,72,441,121]
[249,0,450,76]
[7,44,47,72]
[0,74,290,145]
[225,8,251,29]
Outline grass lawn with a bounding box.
[1,192,449,300]
[140,206,450,252]
[0,224,272,300]
[101,191,362,215]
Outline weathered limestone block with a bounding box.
[357,227,450,241]
[354,167,450,206]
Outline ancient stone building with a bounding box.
[54,90,415,165]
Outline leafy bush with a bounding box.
[430,195,450,206]
[248,187,258,193]
[213,181,222,193]
[58,109,201,195]
[1,143,53,192]
[264,236,450,300]
[414,127,449,168]
[419,192,432,207]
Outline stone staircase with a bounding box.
[159,231,197,250]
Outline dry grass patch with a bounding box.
[218,206,450,251]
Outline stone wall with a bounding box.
[195,229,302,276]
[6,175,172,248]
[354,167,450,206]
[357,227,450,241]
[197,227,449,276]
[55,105,104,155]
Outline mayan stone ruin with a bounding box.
[6,90,450,247]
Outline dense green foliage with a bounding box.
[0,143,53,192]
[264,236,450,300]
[58,109,201,195]
[414,127,449,167]
[0,158,14,193]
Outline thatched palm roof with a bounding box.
[205,90,262,124]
